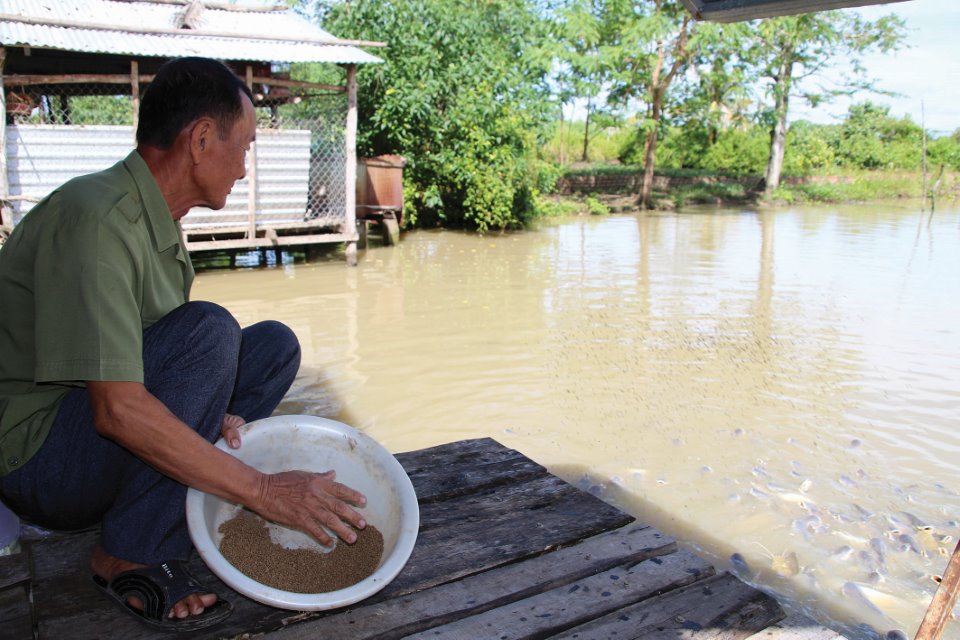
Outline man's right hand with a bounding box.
[86,381,367,548]
[254,470,367,546]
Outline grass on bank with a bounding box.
[554,165,958,210]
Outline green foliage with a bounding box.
[600,107,945,178]
[745,11,906,189]
[927,134,960,171]
[289,0,948,221]
[69,96,135,125]
[782,121,836,174]
[771,171,922,203]
[22,95,135,126]
[312,0,553,231]
[543,119,633,164]
[700,127,768,174]
[835,102,922,170]
[630,123,709,169]
[584,195,609,215]
[671,182,753,208]
[536,196,580,218]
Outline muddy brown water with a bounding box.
[193,204,960,639]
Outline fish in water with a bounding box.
[858,550,882,575]
[753,542,800,578]
[841,582,896,617]
[851,503,875,521]
[870,537,887,564]
[838,474,858,488]
[792,515,827,540]
[896,532,922,554]
[730,552,752,578]
[832,545,855,560]
[775,491,812,508]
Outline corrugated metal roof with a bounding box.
[680,0,911,22]
[0,0,382,64]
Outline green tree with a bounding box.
[782,120,835,174]
[927,129,960,171]
[604,0,718,208]
[701,127,768,174]
[836,101,922,170]
[306,0,553,231]
[746,11,905,197]
[550,0,613,163]
[675,20,753,150]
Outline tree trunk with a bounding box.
[763,57,793,198]
[637,7,691,210]
[639,15,666,210]
[581,98,591,162]
[559,101,566,166]
[640,95,661,209]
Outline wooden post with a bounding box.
[921,100,927,213]
[0,46,11,229]
[245,65,258,244]
[131,60,140,138]
[914,540,960,640]
[344,64,358,266]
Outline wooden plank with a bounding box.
[395,438,548,503]
[0,547,33,639]
[745,613,846,640]
[270,523,678,640]
[0,549,30,590]
[0,589,32,640]
[245,65,258,246]
[551,572,784,640]
[401,550,715,640]
[386,474,634,595]
[344,63,358,267]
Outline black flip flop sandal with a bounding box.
[93,560,233,632]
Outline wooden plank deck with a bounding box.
[0,437,846,639]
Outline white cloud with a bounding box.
[791,0,960,135]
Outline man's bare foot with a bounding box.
[91,545,217,619]
[220,413,246,449]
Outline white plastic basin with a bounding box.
[185,415,419,610]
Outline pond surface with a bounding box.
[193,203,960,639]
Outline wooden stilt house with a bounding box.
[0,0,383,264]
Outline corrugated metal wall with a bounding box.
[5,124,340,232]
[6,125,131,225]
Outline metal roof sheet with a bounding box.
[0,0,382,64]
[680,0,911,21]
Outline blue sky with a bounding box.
[791,0,959,136]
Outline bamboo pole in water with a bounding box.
[914,540,960,640]
[921,100,927,213]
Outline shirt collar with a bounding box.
[122,150,181,256]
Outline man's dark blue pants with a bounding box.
[0,301,301,565]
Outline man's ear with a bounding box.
[188,118,214,164]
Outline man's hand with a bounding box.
[86,381,367,548]
[255,470,367,546]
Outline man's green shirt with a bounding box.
[0,151,195,475]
